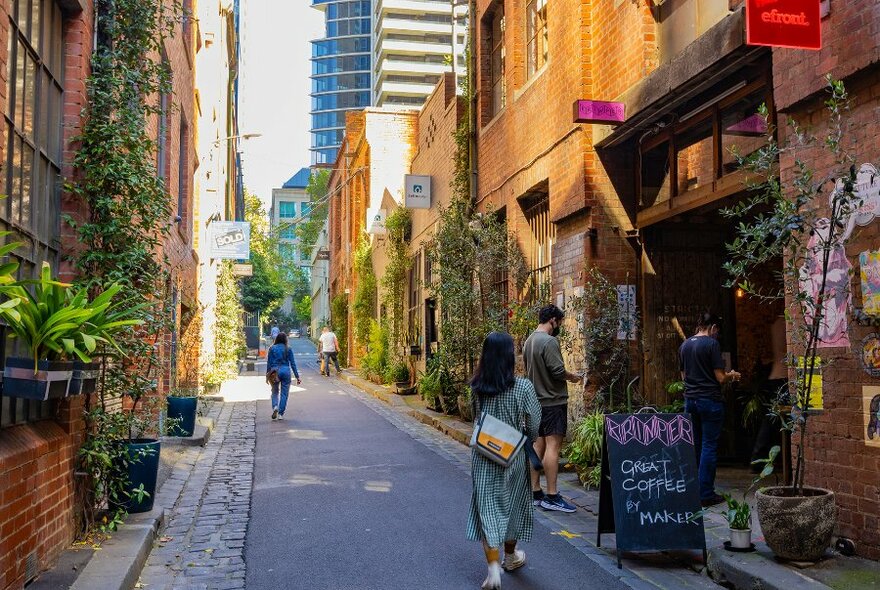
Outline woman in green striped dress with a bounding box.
[466,331,542,589]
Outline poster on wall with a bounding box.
[859,250,880,316]
[861,334,880,378]
[616,285,637,341]
[795,356,823,410]
[863,386,880,448]
[799,220,851,348]
[841,164,880,235]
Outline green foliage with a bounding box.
[361,319,389,380]
[0,264,140,371]
[564,409,605,474]
[206,261,246,386]
[385,359,410,384]
[721,78,861,494]
[381,207,412,359]
[67,0,184,537]
[241,192,286,314]
[565,268,635,408]
[295,169,331,257]
[294,296,312,327]
[723,493,752,530]
[353,235,376,347]
[330,293,349,366]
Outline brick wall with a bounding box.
[776,64,880,560]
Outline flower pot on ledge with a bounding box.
[70,361,101,396]
[2,357,73,401]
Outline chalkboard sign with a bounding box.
[597,412,706,568]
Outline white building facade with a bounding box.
[309,217,331,338]
[194,0,240,372]
[372,0,467,108]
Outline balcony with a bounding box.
[376,79,438,99]
[375,58,449,78]
[375,0,451,15]
[375,38,451,59]
[376,17,452,36]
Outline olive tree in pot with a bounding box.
[723,78,861,562]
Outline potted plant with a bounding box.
[723,494,753,549]
[457,385,474,422]
[388,360,410,393]
[723,78,857,562]
[167,387,199,437]
[563,409,604,487]
[418,365,442,412]
[0,263,128,400]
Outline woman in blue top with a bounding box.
[267,332,300,420]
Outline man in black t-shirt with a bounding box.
[679,312,741,507]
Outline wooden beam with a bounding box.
[636,169,756,227]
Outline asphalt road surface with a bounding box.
[245,337,627,590]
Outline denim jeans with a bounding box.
[323,351,340,375]
[271,366,292,415]
[685,397,725,500]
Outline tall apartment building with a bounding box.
[310,0,372,164]
[373,0,467,108]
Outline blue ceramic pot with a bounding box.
[167,396,198,437]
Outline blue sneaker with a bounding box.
[540,494,577,513]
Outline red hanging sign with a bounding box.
[746,0,822,50]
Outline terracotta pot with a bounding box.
[756,486,836,561]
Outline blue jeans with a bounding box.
[685,397,725,500]
[271,367,292,415]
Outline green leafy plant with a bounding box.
[361,319,389,381]
[352,235,377,350]
[722,78,862,494]
[564,409,605,478]
[330,293,349,367]
[386,360,410,384]
[723,493,751,530]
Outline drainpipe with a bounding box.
[468,0,478,208]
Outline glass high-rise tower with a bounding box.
[310,0,372,165]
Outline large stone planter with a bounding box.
[756,486,836,561]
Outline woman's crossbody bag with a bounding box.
[470,410,527,468]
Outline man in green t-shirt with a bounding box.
[523,304,582,513]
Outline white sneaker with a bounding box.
[502,549,526,572]
[481,562,501,589]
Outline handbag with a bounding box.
[470,410,527,467]
[266,369,279,385]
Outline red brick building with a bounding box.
[0,1,199,587]
[765,0,880,560]
[473,0,879,558]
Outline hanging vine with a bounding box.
[381,207,412,359]
[68,0,182,535]
[352,234,377,351]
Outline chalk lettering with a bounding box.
[639,511,700,526]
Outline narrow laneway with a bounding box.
[245,339,628,589]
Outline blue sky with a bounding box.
[239,0,323,206]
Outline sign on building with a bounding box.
[405,175,432,209]
[746,0,821,50]
[573,100,626,125]
[316,249,330,261]
[209,221,251,260]
[368,209,387,234]
[232,263,253,277]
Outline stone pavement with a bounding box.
[138,400,256,590]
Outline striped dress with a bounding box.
[466,377,542,548]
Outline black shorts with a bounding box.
[538,404,568,437]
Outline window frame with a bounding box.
[525,0,548,80]
[489,6,506,118]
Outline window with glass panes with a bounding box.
[1,0,65,428]
[489,7,505,117]
[526,0,547,79]
[279,201,297,218]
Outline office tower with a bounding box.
[310,0,372,165]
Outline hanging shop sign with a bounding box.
[746,0,822,51]
[405,175,432,209]
[861,334,880,378]
[232,263,253,277]
[209,221,251,260]
[860,250,880,316]
[573,100,626,125]
[368,209,387,235]
[316,248,330,261]
[863,386,880,448]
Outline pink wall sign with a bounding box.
[573,100,626,125]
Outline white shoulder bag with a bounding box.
[470,409,527,468]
